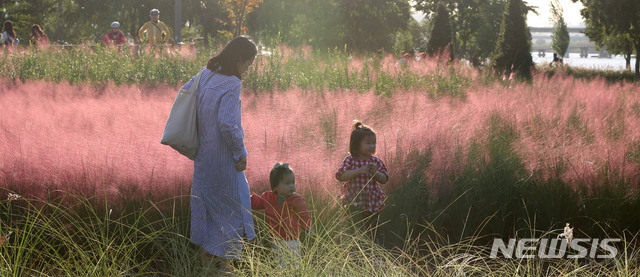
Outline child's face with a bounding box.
[358,135,376,158]
[274,172,296,198]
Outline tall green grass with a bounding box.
[1,47,470,98]
[0,188,638,276]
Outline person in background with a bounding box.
[102,21,127,46]
[550,53,564,67]
[1,20,19,48]
[138,9,170,45]
[29,24,48,48]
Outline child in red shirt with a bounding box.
[251,162,311,266]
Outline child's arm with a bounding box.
[337,165,371,181]
[371,157,389,184]
[373,170,388,184]
[291,196,311,231]
[250,193,265,210]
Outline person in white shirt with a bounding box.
[1,20,19,47]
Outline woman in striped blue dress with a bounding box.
[185,36,257,275]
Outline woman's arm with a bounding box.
[218,83,248,163]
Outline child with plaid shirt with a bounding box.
[335,121,389,243]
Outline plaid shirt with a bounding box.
[335,155,389,212]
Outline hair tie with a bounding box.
[272,162,289,169]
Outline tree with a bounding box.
[490,0,534,80]
[426,4,452,56]
[184,0,229,45]
[550,0,569,58]
[338,0,411,52]
[247,0,344,49]
[471,0,508,60]
[221,0,263,37]
[415,0,510,59]
[600,34,634,70]
[572,0,640,76]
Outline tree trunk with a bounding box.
[636,42,640,78]
[56,0,63,42]
[625,54,631,71]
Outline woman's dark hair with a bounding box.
[206,36,257,80]
[31,24,45,38]
[269,163,294,191]
[348,120,376,156]
[2,20,15,39]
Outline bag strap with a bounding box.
[151,22,163,33]
[189,68,237,96]
[188,69,206,93]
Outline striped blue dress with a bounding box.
[186,68,255,259]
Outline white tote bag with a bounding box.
[161,69,205,160]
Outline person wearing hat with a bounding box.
[102,21,127,46]
[138,9,170,45]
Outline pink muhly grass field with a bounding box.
[1,70,639,203]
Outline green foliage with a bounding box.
[0,0,230,44]
[415,0,514,59]
[0,47,203,86]
[573,0,640,75]
[490,0,534,81]
[541,65,638,84]
[0,46,475,97]
[337,0,412,52]
[599,34,634,70]
[392,25,418,55]
[550,0,570,58]
[248,0,344,49]
[426,4,452,56]
[473,0,508,59]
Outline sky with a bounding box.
[412,0,586,27]
[526,0,585,27]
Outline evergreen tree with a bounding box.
[490,0,533,80]
[426,4,452,56]
[550,0,569,58]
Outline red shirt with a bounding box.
[102,31,127,45]
[251,191,311,241]
[335,155,389,212]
